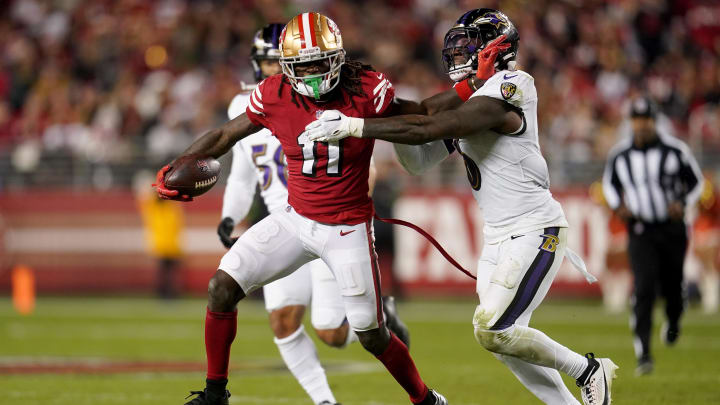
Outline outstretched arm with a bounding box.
[387,94,461,175]
[181,114,262,160]
[362,96,516,144]
[307,96,522,145]
[154,113,263,201]
[390,90,463,117]
[387,34,507,118]
[389,76,489,117]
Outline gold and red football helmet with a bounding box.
[279,13,345,99]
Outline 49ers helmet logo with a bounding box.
[327,18,340,37]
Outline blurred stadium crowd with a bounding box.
[0,0,719,190]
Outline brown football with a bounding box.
[164,155,221,197]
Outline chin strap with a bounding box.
[374,213,476,280]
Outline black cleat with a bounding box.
[416,389,448,405]
[184,389,230,405]
[635,355,654,376]
[661,321,680,346]
[383,296,410,348]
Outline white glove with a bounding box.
[305,110,365,142]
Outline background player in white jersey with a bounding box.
[217,24,408,405]
[304,9,617,405]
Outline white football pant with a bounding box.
[263,258,347,330]
[220,206,384,332]
[474,227,582,405]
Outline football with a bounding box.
[163,155,221,197]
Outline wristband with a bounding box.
[347,116,365,138]
[454,79,474,101]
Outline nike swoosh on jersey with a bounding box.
[510,234,524,240]
[340,230,356,236]
[504,74,518,79]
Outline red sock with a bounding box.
[376,333,429,404]
[205,307,237,380]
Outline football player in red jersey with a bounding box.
[303,9,618,405]
[154,12,467,405]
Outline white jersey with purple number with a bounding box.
[459,69,568,243]
[222,93,289,222]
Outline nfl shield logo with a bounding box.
[500,82,517,100]
[315,110,324,118]
[196,160,209,172]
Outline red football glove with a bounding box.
[152,164,193,202]
[475,34,511,80]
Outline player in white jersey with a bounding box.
[217,24,408,405]
[304,9,617,405]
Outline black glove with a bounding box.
[217,217,238,249]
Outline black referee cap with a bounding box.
[630,97,658,118]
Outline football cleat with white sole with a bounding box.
[576,353,618,405]
[420,389,448,405]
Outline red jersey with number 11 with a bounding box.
[244,70,394,225]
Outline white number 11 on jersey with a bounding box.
[298,133,342,177]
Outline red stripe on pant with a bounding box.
[365,220,384,328]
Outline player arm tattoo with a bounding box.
[362,95,521,145]
[181,114,263,159]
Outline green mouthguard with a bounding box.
[304,77,322,99]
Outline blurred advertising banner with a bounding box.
[392,189,607,296]
[0,190,228,294]
[0,189,606,296]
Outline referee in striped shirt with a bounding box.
[603,96,703,376]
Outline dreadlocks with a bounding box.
[278,59,375,111]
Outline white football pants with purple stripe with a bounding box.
[474,227,584,405]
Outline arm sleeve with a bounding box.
[602,151,623,210]
[678,145,703,207]
[393,140,454,175]
[221,142,258,223]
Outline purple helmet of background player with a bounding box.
[442,8,520,82]
[250,23,284,82]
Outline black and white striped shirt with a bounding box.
[603,129,702,224]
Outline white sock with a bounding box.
[484,325,589,380]
[274,325,336,405]
[493,353,580,405]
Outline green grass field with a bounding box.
[1,297,719,404]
